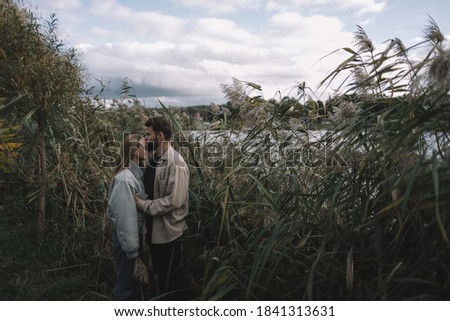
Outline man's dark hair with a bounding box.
[145,116,172,140]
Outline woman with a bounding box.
[107,134,148,300]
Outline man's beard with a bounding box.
[146,140,157,151]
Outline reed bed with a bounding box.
[0,2,448,300]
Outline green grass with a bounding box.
[0,184,114,300]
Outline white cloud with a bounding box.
[32,0,82,11]
[193,18,259,44]
[338,0,387,15]
[175,0,264,14]
[91,27,114,38]
[89,0,129,17]
[32,0,363,105]
[80,13,352,103]
[86,1,185,41]
[264,13,352,63]
[265,0,386,16]
[258,12,354,96]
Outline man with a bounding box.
[134,116,189,300]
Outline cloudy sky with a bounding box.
[28,0,450,107]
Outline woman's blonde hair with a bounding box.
[113,134,142,176]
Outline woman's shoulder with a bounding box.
[114,168,133,181]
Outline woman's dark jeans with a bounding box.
[112,229,141,300]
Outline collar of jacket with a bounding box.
[129,160,144,180]
[159,145,174,161]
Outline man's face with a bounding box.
[144,126,158,151]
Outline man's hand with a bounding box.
[134,195,146,211]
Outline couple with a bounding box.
[107,116,190,300]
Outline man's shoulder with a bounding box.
[164,146,187,167]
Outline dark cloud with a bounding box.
[87,76,224,106]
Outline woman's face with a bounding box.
[137,137,148,161]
